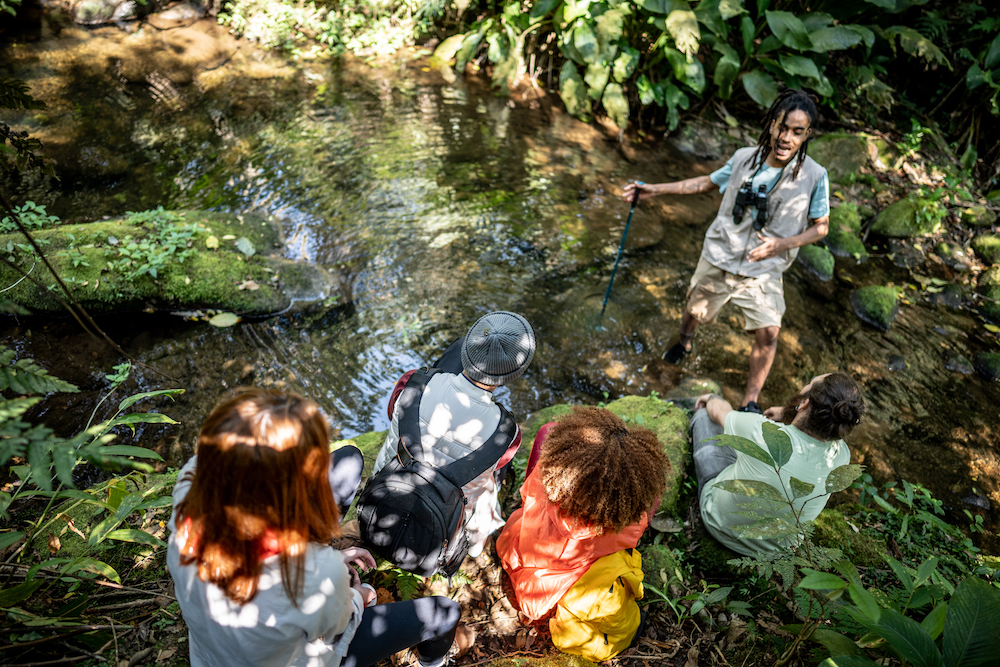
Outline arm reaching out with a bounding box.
[621,175,716,201]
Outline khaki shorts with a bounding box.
[686,257,785,330]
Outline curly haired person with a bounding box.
[497,407,668,628]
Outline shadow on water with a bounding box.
[1,18,998,550]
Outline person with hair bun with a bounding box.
[690,372,865,556]
[624,88,831,414]
[168,389,462,667]
[497,407,669,625]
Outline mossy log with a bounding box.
[0,211,337,316]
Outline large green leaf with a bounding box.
[660,81,689,130]
[714,41,740,98]
[694,0,727,38]
[574,21,600,64]
[861,0,897,7]
[742,68,778,107]
[636,74,656,105]
[0,580,44,607]
[985,33,1000,70]
[825,464,864,493]
[559,61,590,118]
[529,0,561,20]
[65,557,121,584]
[585,62,611,99]
[666,9,700,56]
[707,433,775,467]
[0,531,24,550]
[116,388,184,413]
[637,0,688,15]
[718,0,746,20]
[884,26,950,68]
[943,577,1000,667]
[921,602,947,641]
[800,12,833,31]
[613,46,639,82]
[715,478,786,502]
[803,627,863,657]
[601,83,629,129]
[809,26,862,53]
[562,0,593,23]
[873,609,943,667]
[847,24,875,49]
[663,46,706,92]
[798,570,849,591]
[105,529,167,548]
[761,422,792,468]
[765,10,813,51]
[594,7,628,48]
[92,445,163,461]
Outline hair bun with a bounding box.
[833,399,860,425]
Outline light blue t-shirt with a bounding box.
[710,157,830,220]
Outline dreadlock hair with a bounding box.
[538,407,669,535]
[748,88,819,180]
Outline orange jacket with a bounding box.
[496,469,649,620]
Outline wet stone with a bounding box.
[934,242,971,272]
[886,355,907,372]
[850,285,899,331]
[665,376,723,411]
[888,239,926,269]
[797,244,834,281]
[872,197,942,238]
[972,234,1000,265]
[943,350,974,375]
[978,285,1000,323]
[928,283,963,309]
[809,133,869,185]
[960,205,996,228]
[974,351,1000,382]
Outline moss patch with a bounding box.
[826,205,868,261]
[850,285,898,331]
[871,197,943,238]
[0,211,326,316]
[972,234,1000,265]
[809,133,868,185]
[797,244,834,281]
[961,205,996,228]
[974,351,1000,382]
[640,544,682,588]
[813,508,885,568]
[979,266,1000,288]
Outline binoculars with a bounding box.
[732,181,769,231]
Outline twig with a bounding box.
[0,657,89,667]
[58,641,106,663]
[460,651,545,666]
[107,617,119,667]
[87,598,167,614]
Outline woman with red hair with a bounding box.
[168,389,461,667]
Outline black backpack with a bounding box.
[357,368,516,578]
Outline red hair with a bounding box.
[176,389,341,605]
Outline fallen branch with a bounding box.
[87,598,169,614]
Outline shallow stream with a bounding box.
[2,16,998,549]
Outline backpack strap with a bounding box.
[439,404,517,488]
[395,368,518,487]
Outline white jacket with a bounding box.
[167,457,364,667]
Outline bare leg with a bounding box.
[664,308,700,363]
[743,326,780,406]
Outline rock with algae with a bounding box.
[521,396,689,517]
[972,234,1000,265]
[809,133,868,185]
[850,285,899,331]
[974,351,1000,382]
[813,508,885,568]
[871,197,943,238]
[640,543,683,589]
[825,203,868,260]
[0,211,338,316]
[961,205,996,228]
[797,244,834,281]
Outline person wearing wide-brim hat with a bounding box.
[371,311,536,558]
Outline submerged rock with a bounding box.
[960,205,996,228]
[826,203,868,260]
[929,282,963,310]
[0,211,340,316]
[943,350,974,375]
[972,234,1000,265]
[871,197,943,238]
[797,244,834,281]
[850,285,899,331]
[974,351,1000,382]
[888,239,926,269]
[809,133,868,185]
[886,355,907,372]
[521,396,689,516]
[666,376,723,411]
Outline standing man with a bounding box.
[624,89,830,413]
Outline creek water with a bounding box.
[1,17,997,549]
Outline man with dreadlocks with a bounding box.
[623,89,830,414]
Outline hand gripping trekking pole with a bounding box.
[598,182,642,322]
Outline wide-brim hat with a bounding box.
[461,311,536,386]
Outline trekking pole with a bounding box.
[598,182,642,321]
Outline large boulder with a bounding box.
[871,197,944,238]
[809,133,868,184]
[0,211,340,316]
[850,285,899,331]
[521,396,689,516]
[797,244,834,281]
[825,203,868,260]
[972,234,1000,265]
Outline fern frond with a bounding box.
[0,349,79,394]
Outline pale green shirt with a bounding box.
[700,412,850,557]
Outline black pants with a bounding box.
[343,596,460,667]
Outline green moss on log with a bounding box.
[797,244,834,281]
[850,285,898,331]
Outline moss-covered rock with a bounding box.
[979,286,1000,323]
[797,244,834,281]
[813,508,886,568]
[826,203,868,260]
[974,351,1000,382]
[943,349,974,375]
[871,197,944,238]
[934,242,971,272]
[980,266,1000,288]
[972,234,1000,265]
[0,211,335,316]
[666,376,723,411]
[520,397,689,517]
[960,205,996,228]
[809,133,868,185]
[640,544,682,588]
[850,285,899,331]
[929,282,963,310]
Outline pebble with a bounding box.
[887,355,907,372]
